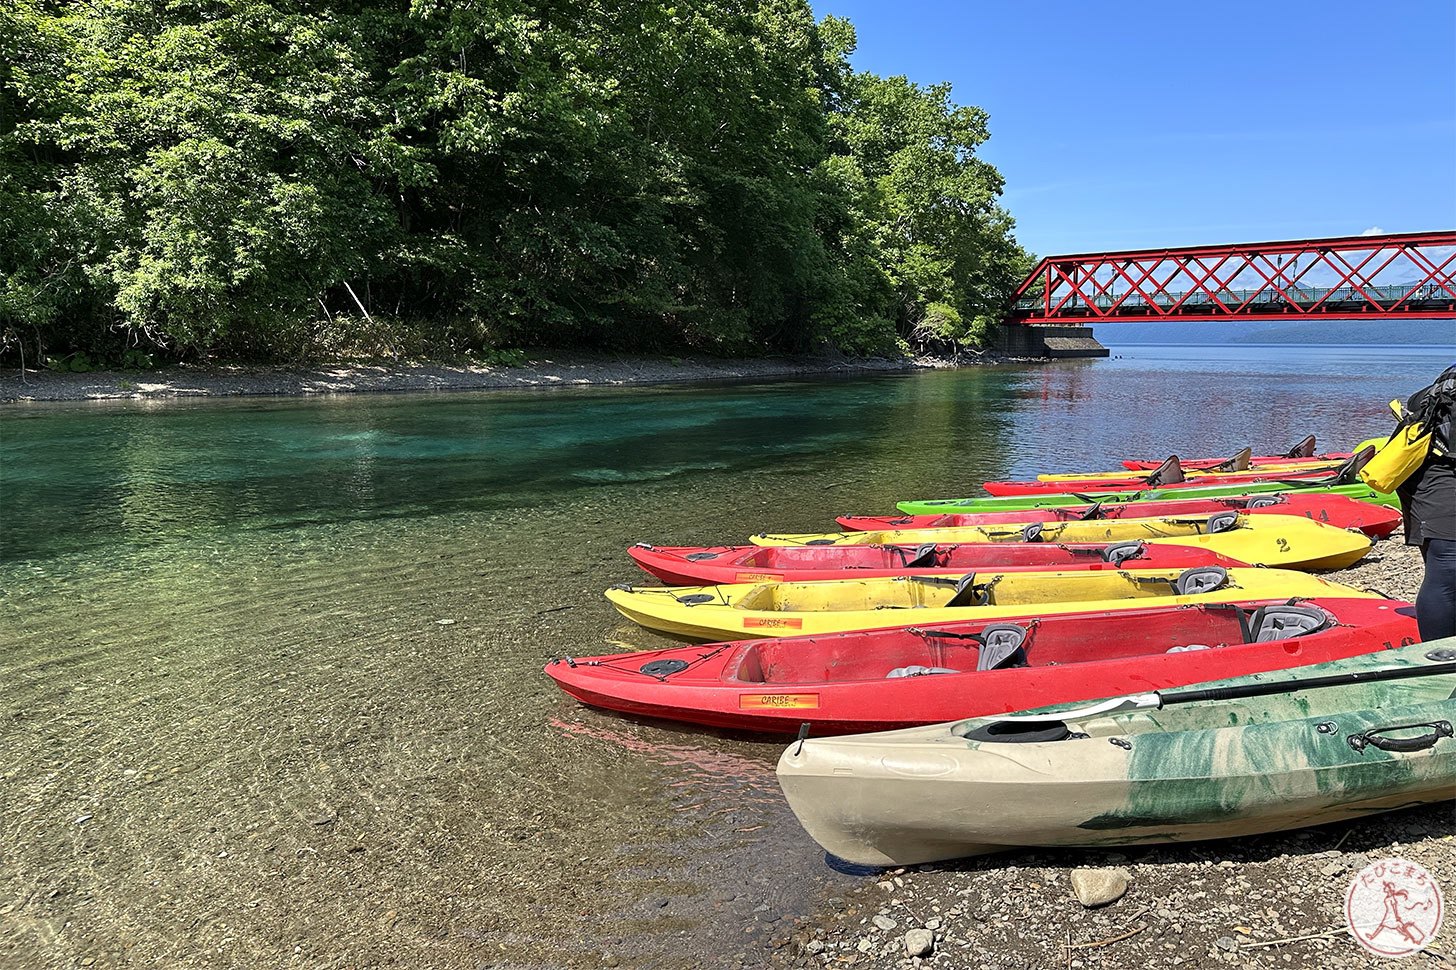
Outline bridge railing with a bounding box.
[1009,230,1456,323]
[1014,282,1455,313]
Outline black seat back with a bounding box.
[1101,541,1146,566]
[902,543,939,568]
[1247,604,1330,642]
[1173,566,1230,596]
[1211,447,1252,472]
[1332,445,1376,484]
[1206,510,1240,534]
[1283,434,1317,458]
[976,623,1029,671]
[1145,456,1185,486]
[945,572,990,608]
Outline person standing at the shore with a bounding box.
[1398,364,1456,641]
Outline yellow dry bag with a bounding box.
[1359,400,1433,492]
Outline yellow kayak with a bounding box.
[604,566,1377,642]
[751,512,1371,571]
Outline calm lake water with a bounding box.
[2,342,1452,968]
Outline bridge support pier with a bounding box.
[996,323,1109,359]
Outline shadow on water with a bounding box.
[1,346,1451,967]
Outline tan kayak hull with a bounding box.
[776,644,1456,865]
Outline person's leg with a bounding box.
[1415,538,1456,641]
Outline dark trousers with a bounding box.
[1417,538,1456,641]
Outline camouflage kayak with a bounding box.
[776,640,1456,866]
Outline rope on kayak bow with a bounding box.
[590,644,734,681]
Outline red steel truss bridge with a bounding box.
[1010,230,1456,324]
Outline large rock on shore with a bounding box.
[1070,867,1131,907]
[903,928,934,957]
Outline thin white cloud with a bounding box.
[1360,226,1385,235]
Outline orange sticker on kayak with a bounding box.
[740,693,820,710]
[735,572,782,582]
[744,617,804,629]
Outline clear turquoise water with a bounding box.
[1,344,1451,967]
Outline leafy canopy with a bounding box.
[1,1,1030,363]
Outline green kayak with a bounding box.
[896,481,1397,516]
[779,639,1455,865]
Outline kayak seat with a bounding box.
[1101,541,1146,566]
[1335,445,1376,484]
[1173,566,1229,596]
[1205,511,1240,534]
[1245,495,1282,509]
[976,624,1029,671]
[1145,456,1185,486]
[1247,604,1330,642]
[1284,433,1317,458]
[886,665,960,678]
[903,543,939,568]
[1210,447,1253,472]
[945,573,993,608]
[1021,522,1045,543]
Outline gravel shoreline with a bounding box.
[769,538,1452,970]
[0,350,1035,404]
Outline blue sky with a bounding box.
[813,0,1456,259]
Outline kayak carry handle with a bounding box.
[794,722,811,756]
[1347,721,1453,754]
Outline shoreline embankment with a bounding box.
[0,350,1046,405]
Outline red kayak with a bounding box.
[982,449,1372,497]
[545,598,1417,734]
[1119,435,1351,471]
[1121,450,1353,471]
[836,491,1400,538]
[627,539,1241,587]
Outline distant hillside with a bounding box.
[1095,317,1455,347]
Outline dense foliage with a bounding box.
[1,1,1030,366]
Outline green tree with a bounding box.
[816,16,1032,353]
[0,2,1029,365]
